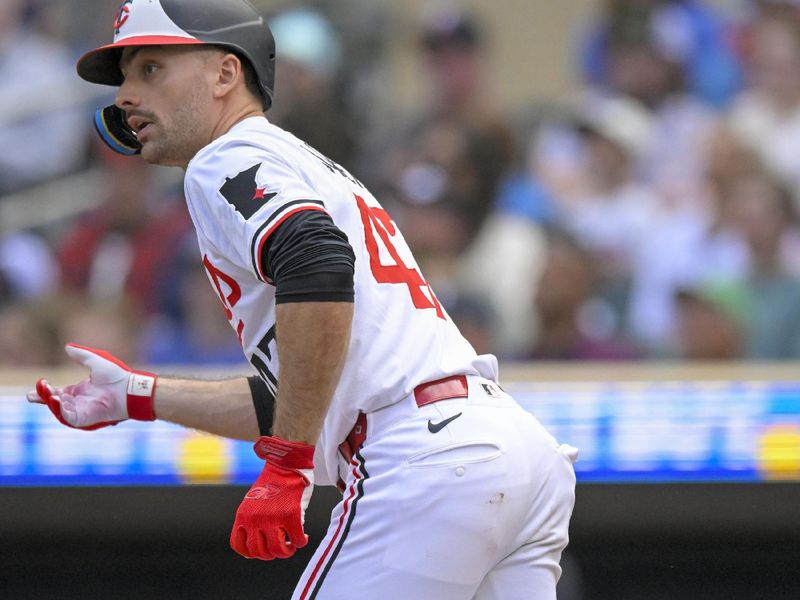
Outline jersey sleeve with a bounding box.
[186,140,329,281]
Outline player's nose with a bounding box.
[115,78,140,111]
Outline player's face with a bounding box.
[116,46,216,167]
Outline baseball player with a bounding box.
[28,1,577,598]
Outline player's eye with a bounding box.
[143,63,158,77]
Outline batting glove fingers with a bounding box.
[230,436,315,561]
[28,378,119,430]
[27,344,157,430]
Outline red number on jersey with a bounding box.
[355,194,444,319]
[203,254,245,345]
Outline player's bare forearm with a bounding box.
[154,377,260,441]
[272,301,353,444]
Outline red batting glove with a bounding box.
[230,436,315,560]
[26,343,157,430]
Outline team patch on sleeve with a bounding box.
[250,199,328,283]
[219,163,278,220]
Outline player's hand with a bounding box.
[26,343,157,430]
[230,436,315,560]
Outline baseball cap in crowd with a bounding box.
[607,2,696,67]
[270,8,341,78]
[573,95,653,159]
[675,279,752,330]
[420,3,482,50]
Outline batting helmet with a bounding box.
[77,0,276,109]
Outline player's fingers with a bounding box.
[27,379,49,403]
[230,526,252,559]
[35,379,52,401]
[284,521,309,551]
[64,344,97,367]
[42,392,72,428]
[266,528,295,559]
[255,530,274,561]
[35,380,68,403]
[64,344,127,384]
[27,381,46,403]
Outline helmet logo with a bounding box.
[114,1,133,34]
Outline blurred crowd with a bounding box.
[4,0,800,367]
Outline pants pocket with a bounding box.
[406,440,502,469]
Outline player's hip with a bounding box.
[335,374,576,491]
[324,379,577,591]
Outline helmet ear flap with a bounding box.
[93,104,142,156]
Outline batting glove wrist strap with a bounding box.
[253,436,315,470]
[125,370,158,421]
[230,436,315,561]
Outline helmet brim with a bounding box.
[76,35,203,86]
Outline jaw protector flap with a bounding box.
[93,104,142,156]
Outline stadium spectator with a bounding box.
[625,174,749,355]
[538,4,731,353]
[579,0,742,108]
[599,1,720,211]
[56,145,191,316]
[0,300,61,366]
[386,117,491,289]
[357,6,518,352]
[369,4,514,240]
[381,115,509,354]
[0,0,88,194]
[268,8,357,168]
[528,230,640,361]
[727,14,800,202]
[725,171,800,358]
[138,253,251,367]
[0,230,59,303]
[553,95,658,325]
[0,291,141,366]
[456,209,549,358]
[749,0,800,27]
[674,280,747,360]
[55,294,141,364]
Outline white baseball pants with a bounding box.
[293,376,577,600]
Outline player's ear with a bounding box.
[213,52,242,101]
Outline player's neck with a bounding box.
[208,103,266,147]
[175,103,265,170]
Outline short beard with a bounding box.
[141,76,212,167]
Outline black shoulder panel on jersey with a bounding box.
[263,209,355,303]
[219,163,277,220]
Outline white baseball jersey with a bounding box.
[183,116,498,485]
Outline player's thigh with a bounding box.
[470,492,572,600]
[472,556,558,600]
[293,431,515,599]
[473,435,577,600]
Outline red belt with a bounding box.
[336,375,468,491]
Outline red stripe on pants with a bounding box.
[299,460,363,599]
